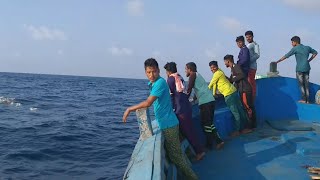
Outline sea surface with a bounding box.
[0,72,149,180]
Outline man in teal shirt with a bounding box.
[276,36,318,104]
[123,58,198,180]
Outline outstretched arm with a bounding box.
[276,56,287,64]
[122,96,157,123]
[277,48,296,64]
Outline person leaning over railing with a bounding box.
[185,62,224,150]
[208,60,253,138]
[122,58,198,180]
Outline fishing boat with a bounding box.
[123,69,320,180]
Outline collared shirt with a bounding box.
[149,77,179,130]
[237,46,250,76]
[230,64,252,93]
[247,41,260,70]
[208,69,237,97]
[284,44,318,72]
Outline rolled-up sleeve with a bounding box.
[310,47,318,55]
[284,48,296,58]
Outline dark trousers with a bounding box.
[199,101,223,148]
[296,72,310,103]
[240,92,257,129]
[177,113,205,154]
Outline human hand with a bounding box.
[122,108,131,123]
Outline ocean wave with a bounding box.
[5,150,54,161]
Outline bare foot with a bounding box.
[241,128,253,134]
[298,100,306,103]
[230,131,240,137]
[195,152,206,161]
[216,141,225,150]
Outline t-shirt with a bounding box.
[284,44,318,72]
[149,77,179,130]
[208,69,237,97]
[247,41,260,70]
[237,46,250,76]
[194,73,215,105]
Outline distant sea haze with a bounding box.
[0,72,149,179]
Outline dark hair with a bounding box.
[245,30,253,36]
[164,62,177,73]
[186,62,197,72]
[236,36,245,42]
[209,61,218,68]
[291,36,301,44]
[144,58,159,69]
[224,54,234,63]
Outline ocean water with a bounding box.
[0,72,149,180]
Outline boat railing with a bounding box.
[123,108,193,180]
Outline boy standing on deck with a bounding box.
[185,62,224,150]
[208,61,252,137]
[224,55,256,130]
[276,36,318,104]
[122,58,198,180]
[245,30,260,100]
[164,62,206,161]
[236,36,251,77]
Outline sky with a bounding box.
[0,0,320,83]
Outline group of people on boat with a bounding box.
[122,30,318,179]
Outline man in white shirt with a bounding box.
[245,30,260,101]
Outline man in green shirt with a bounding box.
[276,36,318,104]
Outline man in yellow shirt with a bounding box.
[208,61,252,137]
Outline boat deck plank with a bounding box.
[193,123,320,180]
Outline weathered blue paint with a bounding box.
[124,77,320,180]
[255,77,320,123]
[136,108,153,140]
[124,109,194,180]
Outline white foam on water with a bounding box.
[1,96,16,104]
[30,107,38,111]
[0,96,22,107]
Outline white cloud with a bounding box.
[127,0,144,16]
[282,0,320,10]
[24,24,67,41]
[219,17,247,34]
[163,24,193,34]
[108,46,133,56]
